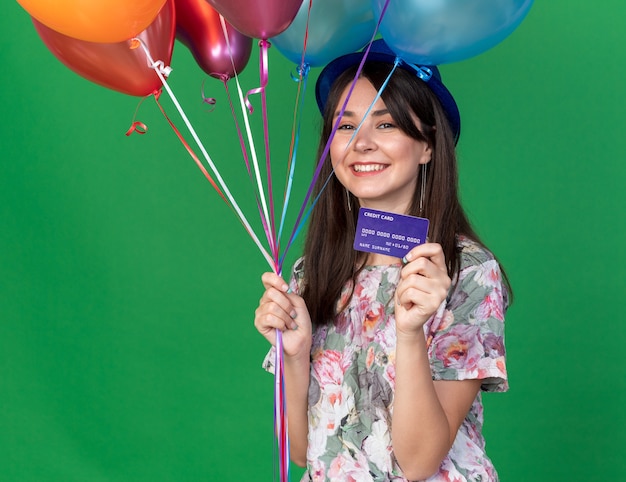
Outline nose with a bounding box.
[352,125,376,152]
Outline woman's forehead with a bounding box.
[337,78,385,108]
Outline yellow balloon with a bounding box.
[16,0,168,43]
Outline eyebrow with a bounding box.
[334,108,390,119]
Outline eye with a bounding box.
[377,122,396,129]
[337,123,355,131]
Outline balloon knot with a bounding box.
[291,63,311,82]
[212,73,231,83]
[151,60,172,78]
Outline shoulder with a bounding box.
[288,257,306,295]
[457,236,497,270]
[292,256,306,282]
[450,236,508,311]
[455,236,503,287]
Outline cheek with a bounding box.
[330,156,350,187]
[329,143,345,169]
[405,144,431,166]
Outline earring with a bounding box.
[346,187,352,211]
[419,163,427,217]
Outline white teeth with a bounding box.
[353,164,386,172]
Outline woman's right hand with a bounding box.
[254,272,312,359]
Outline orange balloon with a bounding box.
[17,0,168,43]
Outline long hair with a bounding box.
[302,63,509,326]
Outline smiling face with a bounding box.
[330,78,432,214]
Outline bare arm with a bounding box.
[392,330,481,480]
[391,244,481,480]
[255,272,312,466]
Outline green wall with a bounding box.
[1,1,624,480]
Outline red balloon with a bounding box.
[32,0,176,97]
[176,0,252,80]
[206,0,304,39]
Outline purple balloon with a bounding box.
[206,0,304,39]
[176,0,253,79]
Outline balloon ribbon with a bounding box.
[278,0,392,273]
[132,37,274,268]
[274,330,289,482]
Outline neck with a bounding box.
[364,252,402,266]
[358,199,411,216]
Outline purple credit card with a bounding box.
[354,207,429,258]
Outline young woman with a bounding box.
[255,39,509,481]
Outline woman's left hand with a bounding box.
[395,243,451,338]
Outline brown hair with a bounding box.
[301,63,510,326]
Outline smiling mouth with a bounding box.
[352,164,387,173]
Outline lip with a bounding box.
[350,163,389,175]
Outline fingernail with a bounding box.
[291,322,298,330]
[290,310,297,319]
[286,287,293,294]
[402,254,411,264]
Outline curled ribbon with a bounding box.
[125,121,148,136]
[125,91,158,136]
[201,79,217,112]
[244,39,270,114]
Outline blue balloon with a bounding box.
[371,0,534,65]
[271,0,376,67]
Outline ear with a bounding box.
[420,142,433,165]
[420,124,435,164]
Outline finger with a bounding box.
[261,285,295,312]
[396,285,445,316]
[397,273,439,296]
[397,272,449,307]
[261,286,299,322]
[397,276,449,304]
[401,259,451,293]
[261,272,290,292]
[396,279,429,310]
[403,243,446,269]
[285,291,309,312]
[255,302,297,332]
[400,256,439,279]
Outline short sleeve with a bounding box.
[427,243,509,392]
[261,258,306,375]
[262,346,276,374]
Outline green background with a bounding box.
[1,1,625,481]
